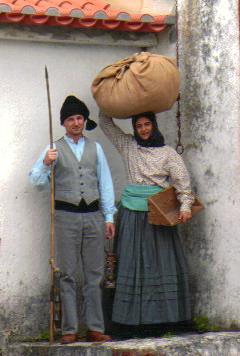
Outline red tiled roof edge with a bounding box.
[0,0,173,32]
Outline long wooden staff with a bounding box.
[45,66,57,344]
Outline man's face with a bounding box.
[135,117,153,141]
[63,114,85,137]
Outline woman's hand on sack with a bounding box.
[178,211,192,223]
[105,222,115,240]
[43,149,57,166]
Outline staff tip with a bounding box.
[45,65,48,77]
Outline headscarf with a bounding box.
[132,112,165,148]
[60,95,97,130]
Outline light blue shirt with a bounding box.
[29,135,116,222]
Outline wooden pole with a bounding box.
[45,66,55,344]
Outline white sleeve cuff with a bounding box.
[104,214,114,223]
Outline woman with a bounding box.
[99,110,194,330]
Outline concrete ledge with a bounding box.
[5,332,240,356]
[0,24,158,47]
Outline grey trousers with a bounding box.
[55,209,105,334]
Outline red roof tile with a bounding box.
[0,0,172,32]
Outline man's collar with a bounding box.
[64,134,85,144]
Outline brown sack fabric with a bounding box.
[91,52,180,118]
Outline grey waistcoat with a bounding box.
[54,137,99,206]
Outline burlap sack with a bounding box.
[91,52,180,118]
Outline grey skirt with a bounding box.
[112,207,191,325]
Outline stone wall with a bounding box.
[178,0,240,327]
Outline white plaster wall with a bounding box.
[178,0,240,326]
[0,41,137,337]
[0,0,177,339]
[4,0,239,337]
[0,35,176,338]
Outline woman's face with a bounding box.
[135,117,153,141]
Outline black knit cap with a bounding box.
[60,95,97,130]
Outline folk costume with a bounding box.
[99,111,194,326]
[30,97,116,338]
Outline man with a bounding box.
[30,96,116,344]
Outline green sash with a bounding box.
[121,184,164,212]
